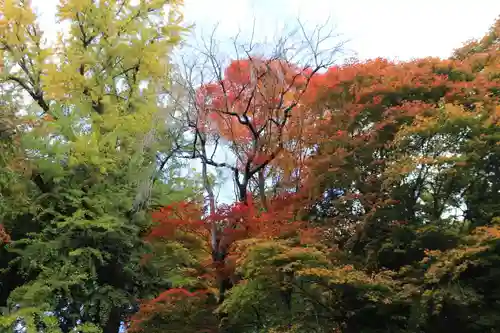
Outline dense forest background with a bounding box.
[1,1,499,332]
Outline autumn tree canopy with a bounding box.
[130,17,500,333]
[1,1,500,333]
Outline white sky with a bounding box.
[34,0,500,60]
[181,0,500,60]
[29,0,500,203]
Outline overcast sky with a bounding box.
[34,0,500,60]
[181,0,500,60]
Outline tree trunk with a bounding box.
[258,169,268,211]
[103,307,122,333]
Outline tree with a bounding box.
[131,17,500,333]
[2,2,499,333]
[167,24,343,307]
[296,17,500,333]
[170,20,344,202]
[0,1,202,333]
[129,20,345,332]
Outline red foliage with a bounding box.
[128,289,212,333]
[0,224,10,245]
[151,288,209,303]
[148,201,205,240]
[148,193,309,250]
[133,193,317,332]
[194,57,314,176]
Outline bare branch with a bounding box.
[166,17,346,207]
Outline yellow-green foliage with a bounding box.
[1,0,185,173]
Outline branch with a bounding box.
[5,75,50,113]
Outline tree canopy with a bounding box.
[1,1,499,333]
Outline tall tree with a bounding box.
[129,20,345,332]
[0,1,202,332]
[179,21,343,303]
[130,17,500,333]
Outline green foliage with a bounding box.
[1,2,499,333]
[0,1,203,332]
[129,17,500,333]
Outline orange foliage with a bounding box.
[42,114,54,122]
[290,53,500,206]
